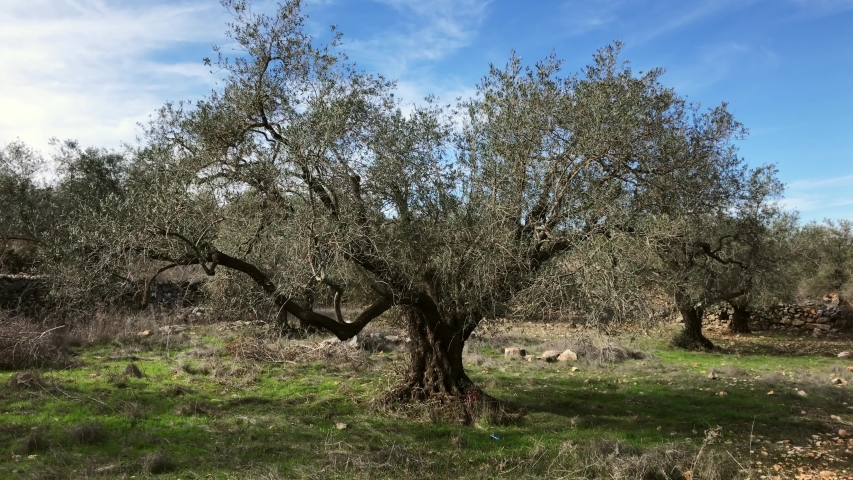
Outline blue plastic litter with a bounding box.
[490,434,500,440]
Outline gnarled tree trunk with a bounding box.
[392,305,476,400]
[728,303,751,334]
[673,297,715,350]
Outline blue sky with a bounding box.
[1,0,851,221]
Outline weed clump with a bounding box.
[15,430,47,454]
[6,371,44,389]
[68,423,108,445]
[123,363,144,378]
[140,451,176,474]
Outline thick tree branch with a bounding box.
[209,251,392,339]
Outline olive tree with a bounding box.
[627,158,796,348]
[0,142,53,274]
[79,0,766,407]
[794,220,853,301]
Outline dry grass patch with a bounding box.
[0,316,69,369]
[225,335,370,369]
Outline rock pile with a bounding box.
[702,296,852,337]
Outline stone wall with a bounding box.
[0,274,48,311]
[702,295,852,337]
[1,274,204,312]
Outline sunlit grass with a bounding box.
[1,323,850,478]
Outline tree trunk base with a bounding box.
[728,306,752,334]
[375,306,522,424]
[377,381,519,425]
[673,304,715,350]
[671,330,715,350]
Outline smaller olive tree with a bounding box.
[794,220,853,301]
[0,142,53,274]
[643,165,795,348]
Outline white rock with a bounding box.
[540,350,560,362]
[504,347,526,359]
[557,350,578,362]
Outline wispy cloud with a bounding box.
[346,0,489,70]
[623,0,760,45]
[0,0,229,153]
[335,0,489,106]
[787,0,853,18]
[788,174,853,190]
[782,174,853,220]
[558,0,625,35]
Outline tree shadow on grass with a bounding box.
[508,373,847,448]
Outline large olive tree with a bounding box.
[81,0,765,407]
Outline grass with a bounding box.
[0,317,852,479]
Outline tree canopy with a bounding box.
[3,0,801,411]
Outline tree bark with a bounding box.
[675,303,715,350]
[728,303,751,334]
[392,305,476,401]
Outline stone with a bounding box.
[137,330,152,337]
[335,422,348,430]
[797,390,808,397]
[840,429,848,438]
[791,319,805,327]
[571,366,580,372]
[815,324,831,331]
[817,316,832,324]
[838,351,851,358]
[832,378,847,385]
[504,347,526,359]
[540,350,560,362]
[557,350,578,362]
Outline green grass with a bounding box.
[1,323,852,479]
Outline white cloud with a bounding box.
[0,0,230,153]
[346,0,489,71]
[788,174,853,190]
[782,174,853,221]
[335,0,489,108]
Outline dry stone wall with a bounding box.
[702,296,852,337]
[1,274,204,312]
[0,274,48,311]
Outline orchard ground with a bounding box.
[2,313,852,479]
